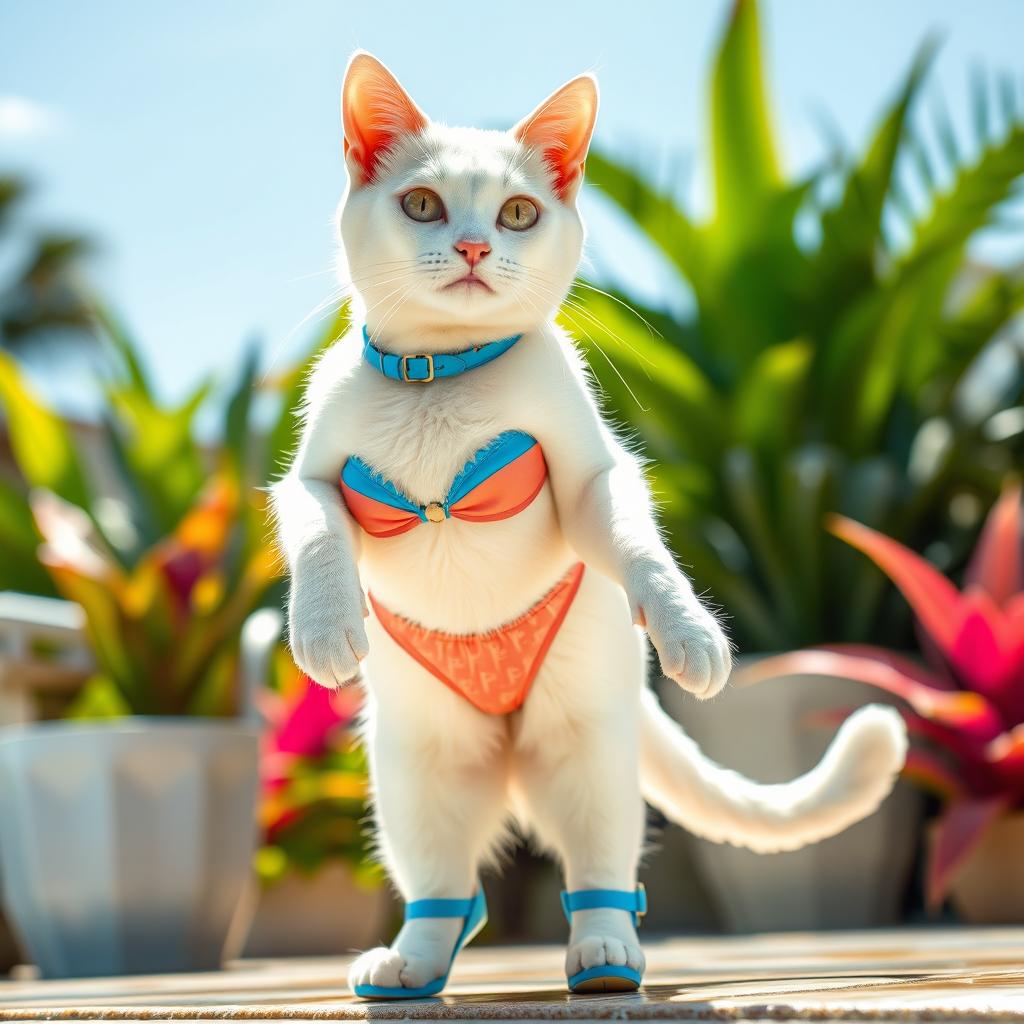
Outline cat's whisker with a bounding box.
[514,269,652,369]
[368,282,417,347]
[559,295,656,374]
[371,292,413,347]
[259,287,348,385]
[514,276,649,409]
[515,265,662,362]
[560,304,650,412]
[517,266,657,374]
[569,281,663,339]
[288,266,343,284]
[351,269,423,293]
[361,277,418,322]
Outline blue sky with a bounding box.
[2,1,1023,408]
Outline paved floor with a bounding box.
[0,928,1022,1021]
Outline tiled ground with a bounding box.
[0,928,1022,1021]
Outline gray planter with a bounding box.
[0,718,260,978]
[660,666,921,932]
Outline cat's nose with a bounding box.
[454,240,491,267]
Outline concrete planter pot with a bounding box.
[947,811,1024,924]
[0,718,260,978]
[659,663,922,932]
[237,863,392,958]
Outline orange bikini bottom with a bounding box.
[369,563,585,715]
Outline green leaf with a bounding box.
[722,447,803,637]
[777,445,838,643]
[95,304,152,396]
[814,37,937,299]
[564,289,725,463]
[710,0,782,245]
[65,674,131,720]
[0,479,54,594]
[902,121,1024,271]
[45,565,145,712]
[733,339,813,456]
[826,120,1024,449]
[584,151,704,287]
[660,512,780,651]
[107,379,211,538]
[971,66,991,144]
[0,176,29,227]
[924,268,1024,412]
[0,351,90,507]
[225,340,260,482]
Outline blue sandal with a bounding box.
[561,884,647,993]
[353,887,488,1000]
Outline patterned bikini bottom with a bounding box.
[369,563,585,715]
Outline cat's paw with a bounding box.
[566,934,645,978]
[348,947,404,991]
[565,906,645,985]
[347,937,452,993]
[288,565,369,689]
[629,563,732,700]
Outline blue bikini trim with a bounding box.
[341,430,537,521]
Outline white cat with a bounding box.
[271,52,907,997]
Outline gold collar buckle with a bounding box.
[400,353,435,383]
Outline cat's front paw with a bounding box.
[566,934,645,979]
[630,564,732,700]
[288,570,369,689]
[347,947,444,993]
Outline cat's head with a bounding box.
[338,52,597,346]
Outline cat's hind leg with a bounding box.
[511,570,648,990]
[348,644,510,994]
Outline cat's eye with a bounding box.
[401,188,445,223]
[498,197,539,231]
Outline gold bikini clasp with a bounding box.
[424,502,446,523]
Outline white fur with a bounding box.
[271,53,907,992]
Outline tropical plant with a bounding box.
[255,646,377,883]
[28,476,275,716]
[0,302,350,714]
[0,175,95,353]
[744,481,1023,908]
[570,0,1024,651]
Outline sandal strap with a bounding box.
[406,894,476,920]
[561,884,647,926]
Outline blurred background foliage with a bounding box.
[0,175,96,354]
[572,0,1024,652]
[256,644,379,885]
[0,263,349,712]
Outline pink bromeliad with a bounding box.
[746,482,1024,908]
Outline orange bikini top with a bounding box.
[339,431,547,538]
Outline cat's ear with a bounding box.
[341,51,427,185]
[513,74,598,202]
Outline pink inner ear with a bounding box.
[343,55,427,183]
[514,77,598,200]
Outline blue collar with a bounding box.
[361,325,523,383]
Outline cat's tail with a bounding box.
[638,689,907,853]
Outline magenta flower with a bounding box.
[745,482,1024,908]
